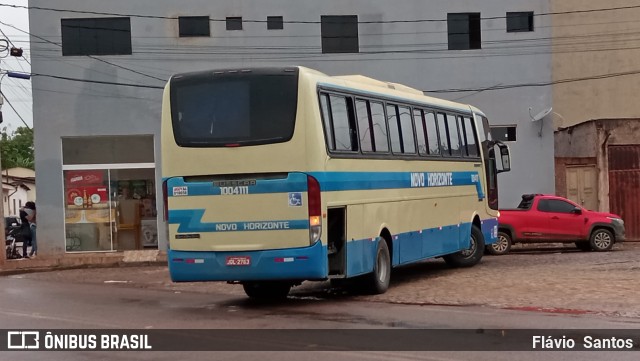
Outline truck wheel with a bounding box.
[487,231,511,255]
[589,229,614,252]
[363,239,391,294]
[444,225,485,267]
[242,282,291,301]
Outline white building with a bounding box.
[28,0,554,255]
[2,167,36,217]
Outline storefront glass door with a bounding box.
[63,166,157,252]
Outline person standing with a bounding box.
[24,201,37,258]
[19,208,32,259]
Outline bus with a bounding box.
[161,66,511,299]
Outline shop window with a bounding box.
[63,168,157,252]
[62,135,157,253]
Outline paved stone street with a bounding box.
[17,243,640,318]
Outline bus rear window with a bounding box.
[169,69,299,147]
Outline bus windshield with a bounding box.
[169,69,299,147]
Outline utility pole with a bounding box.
[0,36,28,266]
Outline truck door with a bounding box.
[537,198,584,240]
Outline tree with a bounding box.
[1,126,34,170]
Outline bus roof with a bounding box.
[296,66,475,115]
[168,66,480,116]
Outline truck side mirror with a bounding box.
[572,207,582,215]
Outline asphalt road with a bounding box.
[1,275,639,361]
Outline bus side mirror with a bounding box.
[497,143,511,173]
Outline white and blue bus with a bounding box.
[161,67,511,299]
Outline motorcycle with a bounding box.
[5,224,25,260]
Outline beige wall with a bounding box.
[552,1,640,128]
[555,119,640,211]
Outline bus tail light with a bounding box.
[307,175,322,245]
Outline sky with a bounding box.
[0,0,32,133]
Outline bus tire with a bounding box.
[443,225,485,268]
[242,282,291,301]
[363,239,391,294]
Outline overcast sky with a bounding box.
[0,0,32,133]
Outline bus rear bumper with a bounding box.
[168,241,327,282]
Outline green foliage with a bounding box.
[1,126,34,170]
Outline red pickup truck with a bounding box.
[488,194,625,255]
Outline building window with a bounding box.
[62,135,158,253]
[447,13,481,50]
[321,15,359,54]
[61,17,132,56]
[506,12,534,32]
[491,126,517,142]
[226,17,243,31]
[267,16,284,30]
[178,16,210,37]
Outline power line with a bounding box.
[0,89,32,129]
[0,23,30,67]
[31,73,164,89]
[3,2,640,24]
[424,69,640,93]
[0,20,166,83]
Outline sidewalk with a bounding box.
[0,250,167,276]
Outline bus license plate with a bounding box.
[226,256,251,266]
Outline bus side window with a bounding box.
[329,94,358,152]
[370,101,389,153]
[462,116,479,157]
[436,113,450,156]
[356,99,373,152]
[319,93,335,150]
[425,111,440,155]
[399,106,416,154]
[457,116,469,157]
[387,104,402,154]
[446,113,462,156]
[413,108,428,156]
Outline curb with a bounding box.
[0,260,168,277]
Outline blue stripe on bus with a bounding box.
[169,209,309,233]
[167,171,484,200]
[167,219,497,281]
[168,240,327,282]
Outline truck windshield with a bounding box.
[170,68,299,147]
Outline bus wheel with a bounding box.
[242,282,291,301]
[443,225,485,268]
[363,239,391,294]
